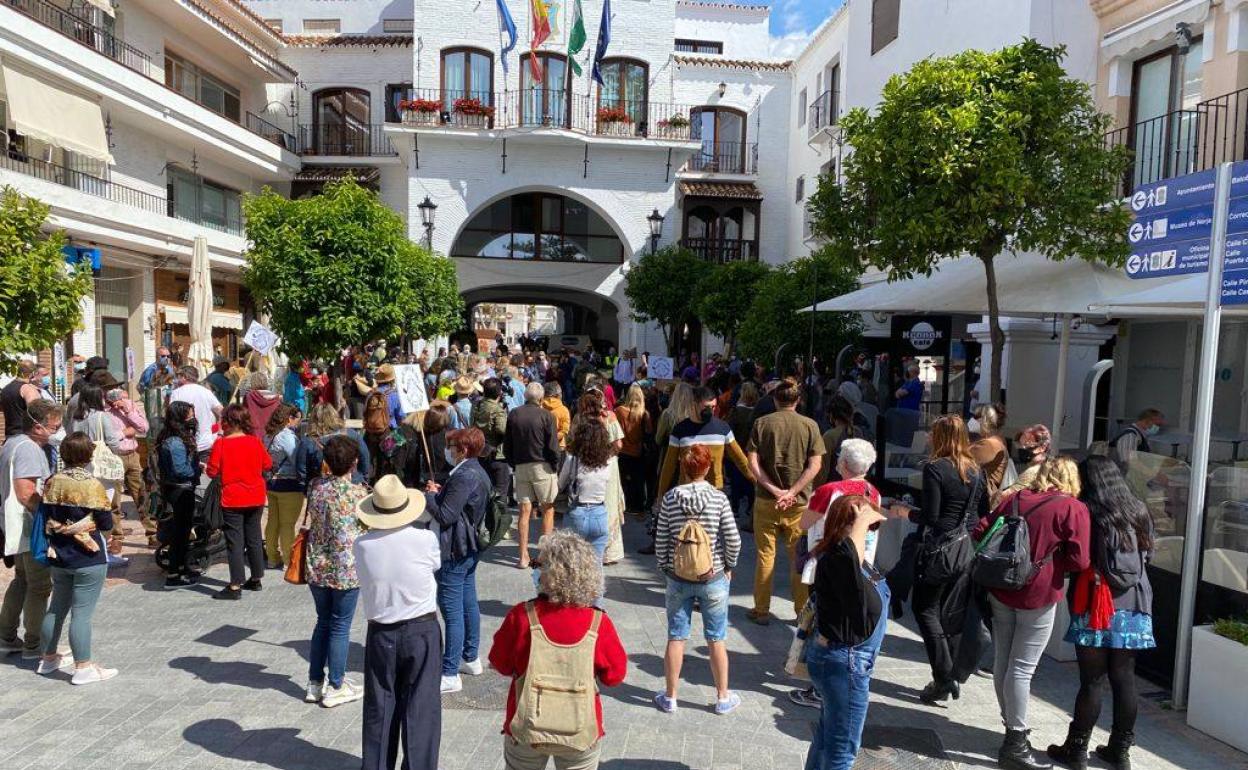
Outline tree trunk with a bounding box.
[980,253,1005,404]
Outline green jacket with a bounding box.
[472,397,508,460]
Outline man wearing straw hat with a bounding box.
[353,474,442,770]
[372,364,407,430]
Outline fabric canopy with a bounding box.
[1088,273,1248,317]
[801,252,1188,317]
[159,304,244,330]
[1,66,113,163]
[1101,0,1209,62]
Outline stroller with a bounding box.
[147,464,228,574]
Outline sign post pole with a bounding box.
[1172,161,1232,709]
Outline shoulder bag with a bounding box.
[916,472,981,585]
[90,414,125,483]
[284,504,310,585]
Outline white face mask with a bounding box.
[967,417,982,435]
[444,448,459,467]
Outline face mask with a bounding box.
[699,406,714,423]
[187,420,199,435]
[73,363,86,373]
[444,448,459,466]
[1015,446,1036,465]
[159,356,169,364]
[1145,424,1161,436]
[966,417,981,435]
[311,368,320,376]
[38,375,50,388]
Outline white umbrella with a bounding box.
[186,235,215,377]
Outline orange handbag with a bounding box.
[285,508,310,585]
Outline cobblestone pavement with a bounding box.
[1,511,1245,770]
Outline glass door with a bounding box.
[314,89,370,155]
[1131,42,1203,187]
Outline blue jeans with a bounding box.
[41,564,107,660]
[566,504,609,560]
[308,584,360,688]
[436,552,480,676]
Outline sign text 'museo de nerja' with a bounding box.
[1125,161,1248,305]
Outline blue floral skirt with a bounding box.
[1065,610,1156,650]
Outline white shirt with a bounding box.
[169,383,220,451]
[353,525,441,623]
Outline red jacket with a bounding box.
[974,489,1091,610]
[206,433,272,508]
[488,598,628,738]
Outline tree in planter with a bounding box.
[693,259,771,361]
[242,180,463,398]
[808,40,1131,401]
[737,247,861,371]
[0,186,93,374]
[624,244,711,356]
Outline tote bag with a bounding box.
[3,462,29,556]
[90,415,125,483]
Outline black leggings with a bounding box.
[912,579,962,685]
[164,485,196,574]
[1070,646,1138,735]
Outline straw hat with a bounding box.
[374,364,396,384]
[452,375,477,396]
[356,474,428,529]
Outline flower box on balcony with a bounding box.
[596,107,635,136]
[400,98,442,126]
[451,98,494,128]
[656,116,691,141]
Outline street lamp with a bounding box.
[647,208,664,255]
[418,196,437,250]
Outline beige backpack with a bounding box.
[673,513,714,582]
[509,601,601,756]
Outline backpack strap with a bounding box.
[587,609,603,636]
[524,600,540,628]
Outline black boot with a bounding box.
[999,729,1052,770]
[1045,726,1091,770]
[1093,731,1132,770]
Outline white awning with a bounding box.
[1101,0,1210,62]
[0,66,113,163]
[159,304,244,330]
[802,253,1187,317]
[1088,273,1248,317]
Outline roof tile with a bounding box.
[679,180,764,200]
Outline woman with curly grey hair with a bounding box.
[489,531,628,769]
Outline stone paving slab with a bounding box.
[1,514,1245,770]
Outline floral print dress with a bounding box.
[305,476,368,590]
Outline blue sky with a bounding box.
[743,0,846,57]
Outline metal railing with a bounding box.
[5,0,155,78]
[395,88,699,141]
[808,89,838,138]
[1105,86,1248,196]
[0,144,243,236]
[299,124,397,156]
[682,237,757,263]
[245,112,296,152]
[684,141,758,174]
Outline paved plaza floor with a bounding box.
[1,514,1245,770]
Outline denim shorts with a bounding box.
[665,573,730,642]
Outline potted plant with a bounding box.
[596,106,634,136]
[1188,618,1248,751]
[657,113,691,139]
[452,97,494,128]
[400,98,441,126]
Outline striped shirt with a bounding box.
[656,417,753,499]
[655,481,741,578]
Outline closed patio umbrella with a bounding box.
[186,235,215,377]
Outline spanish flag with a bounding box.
[530,0,551,80]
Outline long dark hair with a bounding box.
[73,383,106,420]
[1079,455,1152,552]
[157,401,198,464]
[567,417,612,469]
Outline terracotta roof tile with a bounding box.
[679,180,763,200]
[284,34,413,48]
[673,54,791,72]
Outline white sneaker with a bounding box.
[71,664,118,686]
[321,679,363,708]
[305,680,325,703]
[459,658,484,676]
[440,674,462,694]
[36,654,75,675]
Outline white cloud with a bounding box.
[769,30,811,59]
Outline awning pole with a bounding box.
[1172,161,1231,709]
[1050,314,1071,449]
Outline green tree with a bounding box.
[0,186,93,373]
[809,40,1131,401]
[737,247,861,370]
[624,245,711,355]
[694,260,771,360]
[242,179,462,369]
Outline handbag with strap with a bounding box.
[3,461,30,557]
[284,505,310,585]
[90,414,125,483]
[917,472,982,585]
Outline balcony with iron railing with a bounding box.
[4,0,293,152]
[681,237,757,263]
[1104,86,1248,197]
[682,141,759,175]
[808,89,839,139]
[395,88,699,142]
[298,124,397,157]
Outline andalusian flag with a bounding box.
[529,0,551,80]
[568,0,587,76]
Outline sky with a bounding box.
[751,0,846,58]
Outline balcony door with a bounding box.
[441,48,493,109]
[598,58,648,131]
[520,53,570,127]
[1130,41,1202,187]
[693,107,746,173]
[314,88,370,155]
[684,203,756,262]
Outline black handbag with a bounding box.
[917,473,982,585]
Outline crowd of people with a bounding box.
[0,342,1158,770]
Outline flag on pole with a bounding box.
[529,0,551,80]
[591,0,611,85]
[568,0,587,76]
[497,0,518,74]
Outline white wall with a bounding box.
[278,44,413,128]
[241,0,409,35]
[673,1,771,58]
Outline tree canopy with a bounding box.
[809,39,1131,400]
[0,186,93,373]
[694,259,771,359]
[624,245,712,355]
[242,180,462,363]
